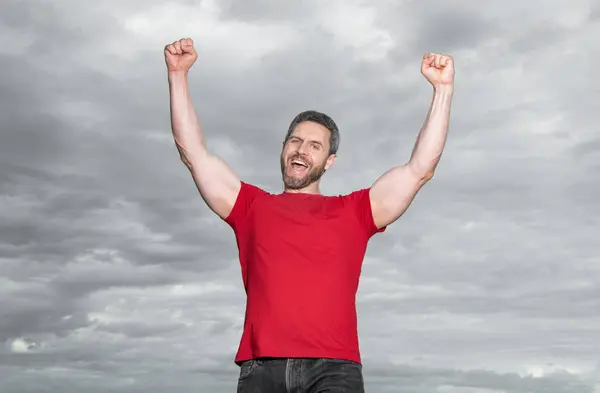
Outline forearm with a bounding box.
[168,71,207,168]
[408,85,454,178]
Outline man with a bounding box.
[164,37,454,393]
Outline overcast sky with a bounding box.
[1,0,599,392]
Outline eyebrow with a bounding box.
[289,136,323,145]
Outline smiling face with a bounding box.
[280,121,337,192]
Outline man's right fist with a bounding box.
[164,38,198,73]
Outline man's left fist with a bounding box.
[421,53,454,88]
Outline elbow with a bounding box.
[180,154,193,171]
[414,155,442,184]
[407,161,436,184]
[175,143,207,171]
[176,146,194,171]
[422,170,434,183]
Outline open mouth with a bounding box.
[289,158,310,174]
[291,159,309,169]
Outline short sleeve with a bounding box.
[224,182,268,231]
[344,188,386,238]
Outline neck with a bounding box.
[283,182,321,195]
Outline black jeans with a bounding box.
[236,357,364,393]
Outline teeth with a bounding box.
[292,160,308,167]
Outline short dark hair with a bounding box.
[284,110,340,155]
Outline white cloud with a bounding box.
[10,338,38,353]
[314,0,396,61]
[122,0,298,67]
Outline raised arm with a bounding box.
[370,53,454,229]
[165,38,241,219]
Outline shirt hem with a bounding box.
[234,350,362,366]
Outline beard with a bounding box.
[280,153,327,190]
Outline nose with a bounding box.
[296,141,309,155]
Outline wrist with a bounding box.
[168,70,189,82]
[433,83,454,95]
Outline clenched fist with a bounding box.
[421,53,454,88]
[165,38,198,73]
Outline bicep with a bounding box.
[187,153,241,219]
[369,164,429,228]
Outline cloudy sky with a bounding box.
[1,0,599,392]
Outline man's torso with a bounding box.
[225,183,383,364]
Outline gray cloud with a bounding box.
[1,0,598,392]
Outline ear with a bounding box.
[324,154,336,170]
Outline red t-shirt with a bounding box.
[224,182,385,365]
